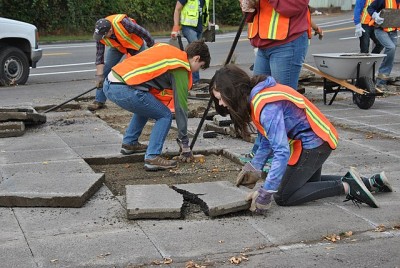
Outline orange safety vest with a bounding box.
[247,0,290,40]
[250,84,338,165]
[100,14,144,55]
[112,43,192,112]
[361,0,374,24]
[369,0,400,31]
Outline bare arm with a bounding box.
[173,1,184,27]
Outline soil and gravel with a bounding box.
[80,98,243,197]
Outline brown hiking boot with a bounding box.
[120,143,148,155]
[144,156,177,171]
[88,101,105,111]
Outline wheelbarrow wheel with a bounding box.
[353,76,375,109]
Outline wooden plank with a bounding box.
[303,63,367,95]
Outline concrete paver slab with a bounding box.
[241,201,375,245]
[138,219,270,259]
[0,147,80,165]
[0,239,37,268]
[13,186,126,238]
[0,130,67,151]
[0,172,104,207]
[0,159,95,176]
[28,228,161,268]
[0,121,25,137]
[126,184,183,219]
[173,181,250,217]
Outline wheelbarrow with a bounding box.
[303,53,386,109]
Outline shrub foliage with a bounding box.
[0,0,241,35]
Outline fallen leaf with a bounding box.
[124,164,130,168]
[343,231,353,237]
[185,260,207,268]
[163,258,173,264]
[50,259,58,263]
[218,240,224,243]
[375,224,386,232]
[324,233,340,242]
[151,260,161,265]
[393,224,400,229]
[229,256,242,265]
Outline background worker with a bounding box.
[368,0,399,90]
[103,41,211,171]
[90,14,155,111]
[353,0,383,53]
[171,0,210,86]
[209,64,392,214]
[239,0,311,161]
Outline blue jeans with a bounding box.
[359,24,384,54]
[96,45,146,103]
[374,29,398,86]
[253,32,309,90]
[251,32,309,155]
[182,26,202,84]
[102,79,173,159]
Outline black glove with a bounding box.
[176,138,194,163]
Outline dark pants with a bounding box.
[274,142,344,206]
[359,24,384,54]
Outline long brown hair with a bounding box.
[209,64,266,138]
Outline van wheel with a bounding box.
[353,76,376,109]
[0,46,30,86]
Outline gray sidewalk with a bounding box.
[1,65,400,267]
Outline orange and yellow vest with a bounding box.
[250,84,338,165]
[112,43,192,112]
[369,0,400,31]
[100,14,144,55]
[247,0,290,40]
[361,0,374,24]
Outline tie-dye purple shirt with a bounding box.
[250,77,324,191]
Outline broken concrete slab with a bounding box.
[0,121,25,138]
[0,108,46,125]
[380,9,400,28]
[213,114,232,126]
[126,184,183,220]
[172,181,250,217]
[0,172,104,207]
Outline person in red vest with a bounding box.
[209,64,392,214]
[103,41,210,171]
[89,14,155,111]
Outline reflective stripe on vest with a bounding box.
[247,0,289,40]
[250,85,338,165]
[100,14,144,54]
[112,43,192,111]
[383,0,400,32]
[361,0,374,24]
[181,0,210,27]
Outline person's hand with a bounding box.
[355,23,365,38]
[171,25,180,39]
[176,138,194,162]
[314,26,324,40]
[95,74,104,88]
[236,162,267,189]
[245,187,274,214]
[372,12,384,25]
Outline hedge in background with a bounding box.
[0,0,241,35]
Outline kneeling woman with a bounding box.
[209,64,391,214]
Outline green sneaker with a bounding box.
[342,167,379,208]
[370,172,393,193]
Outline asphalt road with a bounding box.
[28,11,358,86]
